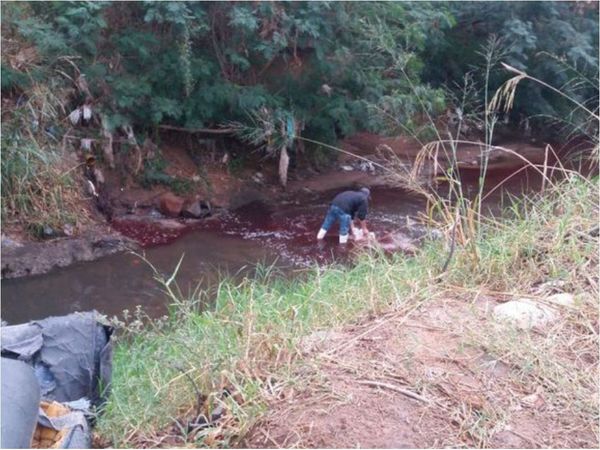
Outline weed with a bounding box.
[1,83,87,236]
[140,155,195,195]
[95,173,597,448]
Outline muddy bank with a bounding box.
[1,226,136,280]
[1,132,550,281]
[0,166,374,281]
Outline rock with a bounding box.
[158,193,184,217]
[63,224,75,237]
[1,229,136,279]
[1,234,23,249]
[546,293,575,307]
[148,209,163,219]
[340,165,354,171]
[181,200,210,219]
[493,299,557,329]
[43,225,55,238]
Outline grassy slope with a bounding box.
[96,176,599,448]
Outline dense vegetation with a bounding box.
[0,1,597,229]
[2,2,597,141]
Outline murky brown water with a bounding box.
[1,169,545,324]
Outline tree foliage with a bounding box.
[2,1,451,146]
[1,1,598,149]
[421,1,599,136]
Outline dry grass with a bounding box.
[1,80,89,236]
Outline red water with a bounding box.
[111,185,429,267]
[1,170,547,324]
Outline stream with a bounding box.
[1,170,543,324]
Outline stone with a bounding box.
[158,193,184,217]
[181,200,210,219]
[1,234,23,249]
[493,299,557,329]
[43,225,55,238]
[546,293,575,307]
[340,165,354,171]
[63,224,75,237]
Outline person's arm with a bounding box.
[357,219,369,234]
[356,200,369,233]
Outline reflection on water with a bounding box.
[1,231,286,324]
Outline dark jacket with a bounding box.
[331,190,369,220]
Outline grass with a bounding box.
[96,174,598,448]
[96,250,440,447]
[1,82,87,237]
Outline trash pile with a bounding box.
[1,312,112,449]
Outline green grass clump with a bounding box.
[97,249,441,446]
[1,100,85,236]
[140,155,195,195]
[96,176,598,447]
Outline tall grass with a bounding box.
[1,82,86,236]
[96,248,441,447]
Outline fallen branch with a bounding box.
[158,124,234,134]
[356,380,432,404]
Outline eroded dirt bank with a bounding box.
[1,132,550,280]
[245,294,598,449]
[1,225,135,279]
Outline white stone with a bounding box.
[493,299,557,329]
[546,293,575,307]
[340,165,354,171]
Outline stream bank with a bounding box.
[1,133,555,324]
[1,133,549,280]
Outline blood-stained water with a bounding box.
[1,171,545,324]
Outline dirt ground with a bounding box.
[245,295,598,448]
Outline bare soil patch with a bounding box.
[245,295,598,448]
[341,132,548,171]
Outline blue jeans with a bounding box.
[320,205,351,236]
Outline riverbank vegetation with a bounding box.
[2,2,598,235]
[96,170,598,447]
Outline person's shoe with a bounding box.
[339,234,349,244]
[353,229,364,240]
[317,228,327,240]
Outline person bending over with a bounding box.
[317,187,371,244]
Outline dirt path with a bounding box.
[245,295,597,448]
